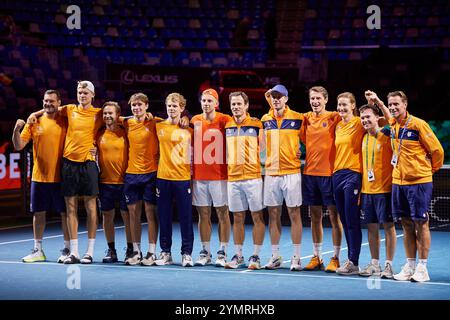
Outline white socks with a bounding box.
[148,243,156,254]
[34,239,42,251]
[313,243,322,258]
[271,244,280,258]
[219,242,228,253]
[371,258,380,266]
[64,240,70,249]
[418,259,427,267]
[86,238,95,257]
[253,245,262,256]
[201,242,211,254]
[70,239,79,257]
[407,258,416,269]
[333,246,341,258]
[293,244,301,258]
[133,242,141,253]
[235,244,243,257]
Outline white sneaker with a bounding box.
[359,262,382,277]
[215,250,227,267]
[247,255,261,270]
[155,252,173,266]
[57,248,70,263]
[290,256,302,271]
[411,263,430,282]
[141,252,157,266]
[182,254,194,267]
[22,249,46,263]
[125,251,142,266]
[80,254,93,264]
[336,260,360,275]
[264,255,283,270]
[194,249,212,266]
[224,254,245,269]
[393,263,415,281]
[381,262,395,279]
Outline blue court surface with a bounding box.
[0,222,450,300]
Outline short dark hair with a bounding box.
[44,89,61,100]
[229,91,249,105]
[387,90,408,103]
[102,101,121,114]
[359,104,380,116]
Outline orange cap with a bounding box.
[202,88,219,103]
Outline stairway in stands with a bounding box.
[268,0,306,68]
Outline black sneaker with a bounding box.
[63,254,80,264]
[102,248,118,263]
[124,247,133,263]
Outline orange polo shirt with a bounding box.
[20,114,67,182]
[97,127,129,184]
[156,119,193,181]
[191,112,231,180]
[334,116,365,174]
[301,111,340,176]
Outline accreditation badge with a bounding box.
[367,169,375,182]
[391,154,398,166]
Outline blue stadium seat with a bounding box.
[160,52,174,66]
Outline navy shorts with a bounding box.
[302,174,335,206]
[61,158,99,197]
[361,193,393,224]
[30,182,66,213]
[392,183,433,222]
[124,172,156,205]
[99,183,128,212]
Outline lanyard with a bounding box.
[365,130,378,170]
[391,115,412,158]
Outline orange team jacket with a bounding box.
[123,117,161,175]
[60,104,103,162]
[361,127,393,194]
[389,112,444,185]
[225,115,263,182]
[20,114,67,182]
[191,112,231,180]
[334,116,366,174]
[156,119,193,181]
[301,111,341,176]
[97,127,129,184]
[261,106,303,176]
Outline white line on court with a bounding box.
[0,220,61,231]
[0,224,139,246]
[238,233,404,272]
[0,259,449,287]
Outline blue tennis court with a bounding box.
[1,221,449,300]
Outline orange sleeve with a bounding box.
[19,124,32,144]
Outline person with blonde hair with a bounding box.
[154,93,195,267]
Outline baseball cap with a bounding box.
[269,84,288,97]
[202,88,219,102]
[78,80,95,94]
